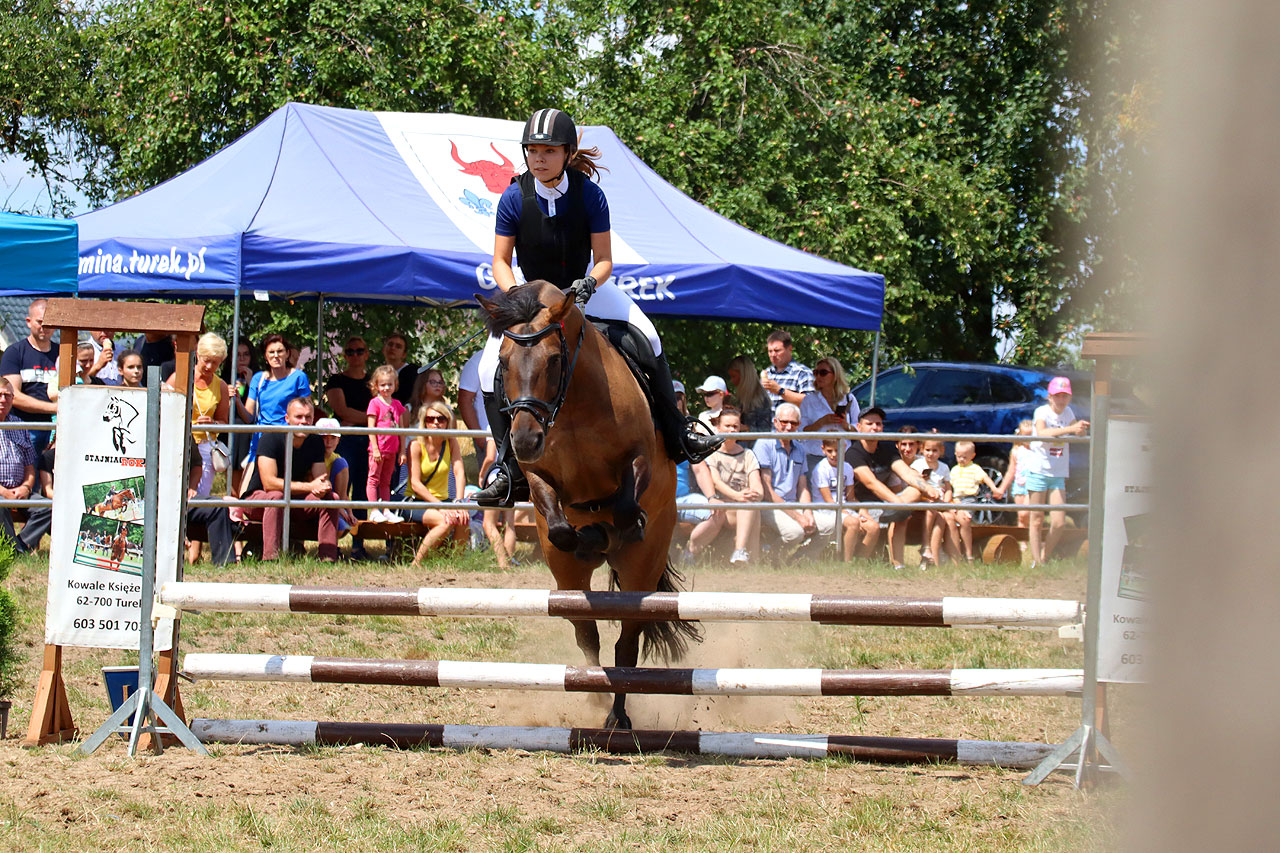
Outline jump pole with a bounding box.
[191,719,1065,768]
[182,654,1083,697]
[160,583,1082,628]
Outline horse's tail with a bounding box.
[611,562,703,664]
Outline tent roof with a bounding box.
[76,103,883,330]
[0,211,78,297]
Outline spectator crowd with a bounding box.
[0,298,1087,570]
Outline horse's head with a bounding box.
[476,281,580,464]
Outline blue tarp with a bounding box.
[0,211,79,295]
[76,103,883,330]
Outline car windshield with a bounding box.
[856,369,920,409]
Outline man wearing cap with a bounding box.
[696,375,727,431]
[846,406,940,566]
[759,329,814,407]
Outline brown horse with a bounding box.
[477,281,701,729]
[93,488,135,518]
[108,525,129,571]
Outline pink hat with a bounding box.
[1047,376,1072,396]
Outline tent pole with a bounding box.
[869,331,881,406]
[227,288,242,497]
[316,295,325,389]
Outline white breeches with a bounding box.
[478,281,661,393]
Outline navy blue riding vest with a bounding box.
[513,170,591,290]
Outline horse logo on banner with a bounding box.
[103,395,139,454]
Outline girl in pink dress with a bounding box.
[365,365,408,522]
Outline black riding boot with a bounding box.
[647,352,724,464]
[473,390,530,508]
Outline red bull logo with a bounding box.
[450,141,516,194]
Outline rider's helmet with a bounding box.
[521,109,578,152]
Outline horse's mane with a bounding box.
[482,283,557,336]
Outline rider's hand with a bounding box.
[569,275,597,304]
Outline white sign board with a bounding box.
[44,385,186,651]
[1096,416,1150,683]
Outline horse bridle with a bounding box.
[498,318,585,430]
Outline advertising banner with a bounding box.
[44,385,186,651]
[1097,416,1150,683]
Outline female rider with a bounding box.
[474,108,723,506]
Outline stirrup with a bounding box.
[680,417,725,464]
[474,464,529,508]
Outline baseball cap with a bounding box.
[314,417,341,437]
[696,375,728,394]
[672,379,685,394]
[858,405,887,422]
[1047,376,1073,396]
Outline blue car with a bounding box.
[849,362,1093,502]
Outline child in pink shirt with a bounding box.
[366,365,408,522]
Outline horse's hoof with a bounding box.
[604,711,632,731]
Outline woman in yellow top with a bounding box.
[407,401,469,565]
[164,332,231,497]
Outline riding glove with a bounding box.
[569,275,597,304]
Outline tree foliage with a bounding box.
[0,0,1148,373]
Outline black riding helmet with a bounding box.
[521,109,577,182]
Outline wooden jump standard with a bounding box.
[183,654,1083,697]
[160,583,1082,627]
[190,719,1060,768]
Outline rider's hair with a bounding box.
[367,364,399,394]
[568,141,606,180]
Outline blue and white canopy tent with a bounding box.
[75,102,883,330]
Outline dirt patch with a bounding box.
[0,555,1120,850]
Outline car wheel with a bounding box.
[976,455,1009,526]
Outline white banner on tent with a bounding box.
[376,111,646,265]
[44,385,185,651]
[1096,416,1150,684]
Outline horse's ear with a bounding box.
[548,288,575,324]
[475,292,499,319]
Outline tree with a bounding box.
[567,0,1148,370]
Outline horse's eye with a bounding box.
[548,354,562,371]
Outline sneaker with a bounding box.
[729,549,750,564]
[382,510,405,523]
[367,509,386,524]
[892,564,906,572]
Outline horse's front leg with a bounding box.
[605,620,644,730]
[526,470,603,668]
[526,470,578,554]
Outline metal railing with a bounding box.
[0,416,1091,557]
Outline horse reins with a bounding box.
[498,318,585,430]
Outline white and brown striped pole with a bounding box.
[161,583,1082,627]
[182,654,1083,697]
[189,718,1060,767]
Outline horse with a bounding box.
[476,280,702,730]
[92,488,135,518]
[108,525,129,571]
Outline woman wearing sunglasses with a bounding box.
[324,336,373,558]
[406,401,470,565]
[798,357,860,475]
[244,333,311,464]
